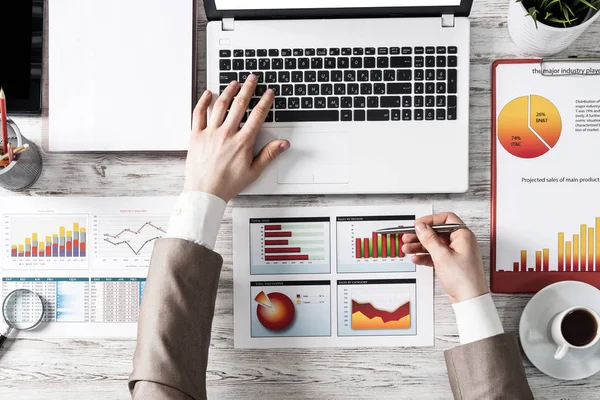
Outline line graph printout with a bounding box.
[0,196,177,338]
[233,205,434,348]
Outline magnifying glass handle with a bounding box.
[0,326,12,348]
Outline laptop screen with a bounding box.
[214,0,461,10]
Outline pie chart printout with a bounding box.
[255,291,295,331]
[497,95,562,159]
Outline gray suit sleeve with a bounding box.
[129,238,223,400]
[444,333,534,400]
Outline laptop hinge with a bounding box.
[441,14,455,28]
[222,18,235,31]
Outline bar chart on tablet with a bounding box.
[249,217,331,275]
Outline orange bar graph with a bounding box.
[597,218,600,271]
[535,251,542,271]
[543,248,549,271]
[574,234,580,271]
[520,250,527,271]
[558,232,565,272]
[589,227,595,272]
[566,241,572,272]
[581,225,587,271]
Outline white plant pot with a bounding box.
[507,0,600,57]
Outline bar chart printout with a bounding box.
[336,215,416,273]
[5,215,88,268]
[250,217,331,275]
[495,217,600,292]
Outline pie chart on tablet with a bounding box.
[497,95,562,159]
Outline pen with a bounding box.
[0,89,7,154]
[0,143,29,161]
[374,224,467,235]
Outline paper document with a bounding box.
[492,60,600,293]
[0,197,176,338]
[233,205,434,348]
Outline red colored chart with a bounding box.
[255,291,295,331]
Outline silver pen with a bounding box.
[374,224,467,235]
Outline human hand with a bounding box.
[183,75,289,201]
[402,213,488,304]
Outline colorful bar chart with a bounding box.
[11,222,86,259]
[355,233,405,259]
[250,217,331,275]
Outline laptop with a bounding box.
[205,1,472,195]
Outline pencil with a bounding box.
[0,89,7,154]
[0,143,28,161]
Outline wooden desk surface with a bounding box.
[2,1,600,398]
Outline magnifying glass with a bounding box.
[0,289,45,347]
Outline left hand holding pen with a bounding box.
[184,75,290,201]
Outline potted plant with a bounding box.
[508,0,600,56]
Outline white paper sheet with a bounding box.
[48,0,194,151]
[0,197,177,338]
[233,205,434,348]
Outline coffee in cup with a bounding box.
[551,306,600,360]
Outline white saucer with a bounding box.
[520,281,600,380]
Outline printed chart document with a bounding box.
[233,205,434,348]
[492,60,600,293]
[0,197,176,337]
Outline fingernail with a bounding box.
[279,142,290,151]
[266,89,274,95]
[415,222,426,234]
[203,89,210,96]
[247,74,257,82]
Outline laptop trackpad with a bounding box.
[277,132,351,184]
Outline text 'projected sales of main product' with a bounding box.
[250,217,331,275]
[336,216,416,273]
[4,215,88,269]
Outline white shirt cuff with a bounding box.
[452,293,504,345]
[165,192,227,250]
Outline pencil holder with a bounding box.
[0,119,43,191]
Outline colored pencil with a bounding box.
[0,143,28,161]
[0,89,7,154]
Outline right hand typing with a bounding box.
[401,213,488,304]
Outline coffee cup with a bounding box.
[551,306,600,360]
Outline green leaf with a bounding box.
[545,10,553,18]
[563,2,576,16]
[578,0,598,10]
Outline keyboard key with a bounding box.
[249,98,260,109]
[315,97,327,108]
[353,48,364,55]
[233,49,244,57]
[437,82,447,94]
[278,71,290,83]
[351,57,362,69]
[318,71,330,82]
[436,46,446,54]
[437,56,446,68]
[268,85,281,96]
[311,58,324,69]
[292,71,303,82]
[341,96,352,108]
[426,96,435,107]
[256,85,267,96]
[415,47,425,54]
[266,72,277,83]
[426,56,435,67]
[437,69,446,80]
[377,47,388,55]
[288,97,300,109]
[425,109,435,120]
[402,47,412,55]
[392,109,401,121]
[387,83,412,94]
[381,96,400,107]
[327,97,339,108]
[329,48,340,56]
[275,110,339,122]
[354,110,366,121]
[436,96,446,107]
[219,85,226,94]
[415,57,424,68]
[219,59,231,70]
[448,69,458,94]
[377,57,389,68]
[233,59,244,70]
[415,83,424,94]
[448,46,458,54]
[308,84,319,95]
[295,84,307,96]
[257,49,267,57]
[321,84,333,95]
[254,72,264,83]
[348,83,359,95]
[269,49,279,57]
[272,58,284,70]
[245,49,255,57]
[331,71,343,82]
[317,48,328,56]
[281,84,293,96]
[285,58,296,69]
[334,84,346,95]
[365,47,376,55]
[305,49,316,56]
[415,109,424,120]
[275,97,286,109]
[436,109,446,120]
[374,83,386,94]
[293,49,303,56]
[368,109,390,121]
[341,109,352,121]
[305,71,317,82]
[426,70,435,81]
[338,57,350,69]
[370,70,382,81]
[302,97,313,108]
[354,96,366,108]
[397,69,412,81]
[448,95,457,107]
[387,47,398,55]
[415,69,424,81]
[258,59,270,70]
[360,83,372,95]
[448,106,457,120]
[403,96,412,107]
[358,70,369,81]
[390,57,412,68]
[219,50,231,57]
[426,46,435,54]
[325,58,336,69]
[344,70,356,82]
[402,109,412,120]
[367,96,379,108]
[414,96,424,107]
[426,82,435,94]
[220,72,237,83]
[342,48,352,55]
[266,111,274,122]
[448,56,458,68]
[245,59,257,70]
[299,58,310,69]
[364,57,376,68]
[282,49,292,56]
[384,70,395,81]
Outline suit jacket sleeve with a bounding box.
[444,333,534,400]
[128,238,223,400]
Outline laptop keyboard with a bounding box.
[218,46,458,123]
